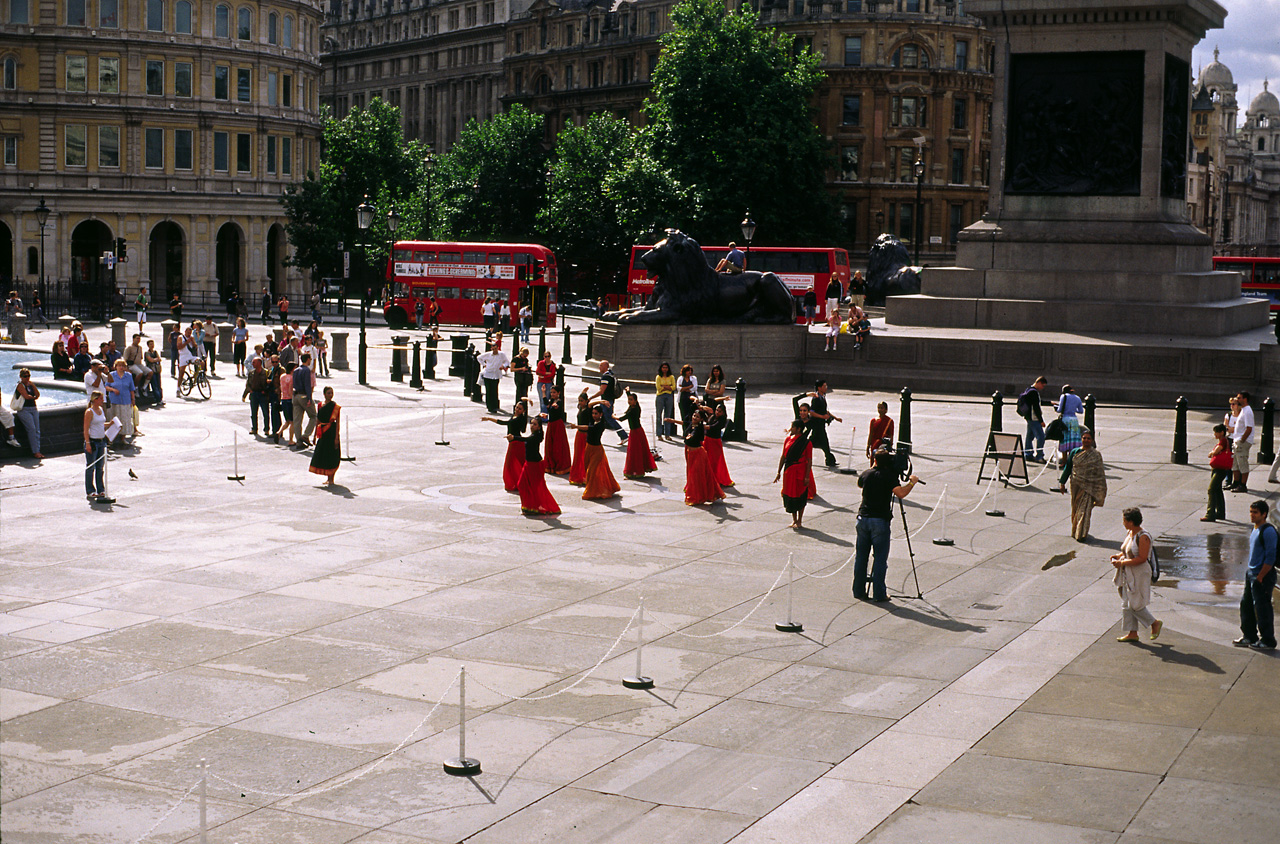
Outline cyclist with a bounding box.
[177,326,201,387]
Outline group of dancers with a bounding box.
[483,383,737,516]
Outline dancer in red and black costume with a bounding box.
[568,391,591,487]
[576,401,621,500]
[703,401,735,487]
[620,388,657,479]
[482,399,528,492]
[774,419,814,529]
[669,406,724,506]
[543,386,572,475]
[517,416,561,515]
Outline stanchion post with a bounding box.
[1171,395,1188,464]
[435,403,450,446]
[341,414,355,461]
[933,484,954,545]
[990,390,1003,433]
[726,378,747,442]
[227,430,245,481]
[538,325,546,359]
[623,598,655,689]
[775,554,804,633]
[1261,397,1275,465]
[585,323,594,361]
[898,387,912,458]
[561,322,572,364]
[555,360,566,396]
[425,336,437,380]
[410,340,423,390]
[986,473,1005,517]
[443,668,482,776]
[1083,393,1096,437]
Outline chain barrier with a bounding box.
[209,669,460,799]
[127,778,202,844]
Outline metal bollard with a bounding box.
[468,348,484,404]
[390,335,407,382]
[1260,398,1275,465]
[585,323,594,361]
[1083,394,1096,437]
[561,323,572,364]
[448,334,467,377]
[555,360,566,395]
[896,387,912,458]
[1171,396,1188,464]
[726,378,748,442]
[538,326,547,359]
[425,337,437,380]
[410,341,423,390]
[462,345,475,398]
[989,391,1003,433]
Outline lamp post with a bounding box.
[34,197,50,300]
[912,156,925,266]
[740,211,756,269]
[356,194,374,385]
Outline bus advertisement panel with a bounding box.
[1213,256,1280,312]
[627,244,850,323]
[383,241,558,329]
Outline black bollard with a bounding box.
[726,378,747,442]
[562,323,572,364]
[538,326,546,359]
[425,336,437,380]
[898,387,912,458]
[1083,394,1096,438]
[410,340,423,390]
[1171,396,1188,464]
[990,391,1003,433]
[585,323,594,361]
[448,334,467,377]
[468,347,484,404]
[390,335,407,382]
[555,360,566,396]
[1261,398,1276,465]
[462,346,475,398]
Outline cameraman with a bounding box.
[854,448,920,602]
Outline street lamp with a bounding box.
[34,197,50,299]
[740,211,756,269]
[356,194,374,385]
[912,156,926,266]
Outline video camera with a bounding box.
[877,437,914,484]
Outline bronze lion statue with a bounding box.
[865,234,921,304]
[604,230,795,325]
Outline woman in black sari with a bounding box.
[309,386,342,485]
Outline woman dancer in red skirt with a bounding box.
[670,406,724,506]
[773,419,813,528]
[797,403,818,500]
[482,399,528,492]
[576,402,621,500]
[543,386,572,475]
[517,416,561,516]
[703,401,735,487]
[568,391,590,486]
[620,388,657,479]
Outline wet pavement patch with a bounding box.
[1153,534,1250,597]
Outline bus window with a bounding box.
[414,251,435,262]
[464,251,486,264]
[437,251,462,263]
[835,251,848,266]
[393,248,413,261]
[393,282,411,297]
[488,253,512,264]
[1260,266,1280,285]
[436,287,459,298]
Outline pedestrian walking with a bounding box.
[774,419,813,529]
[232,318,249,376]
[866,401,895,464]
[1056,385,1084,457]
[1111,507,1163,642]
[854,449,920,601]
[1234,500,1277,650]
[1017,376,1048,463]
[291,353,317,447]
[1204,424,1233,522]
[242,357,271,435]
[1057,429,1106,541]
[135,289,149,335]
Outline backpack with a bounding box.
[1016,388,1036,420]
[1147,534,1161,583]
[605,371,623,401]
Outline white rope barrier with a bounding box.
[791,550,855,580]
[958,471,998,514]
[127,778,203,844]
[906,484,947,539]
[647,560,792,638]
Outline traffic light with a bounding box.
[116,236,127,259]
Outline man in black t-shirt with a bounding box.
[794,380,842,467]
[589,360,628,444]
[854,449,919,602]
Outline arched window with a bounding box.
[215,4,230,37]
[175,0,191,33]
[535,73,551,94]
[3,58,15,90]
[268,12,277,44]
[1260,136,1267,152]
[893,43,929,69]
[237,6,252,40]
[147,0,164,30]
[284,15,294,48]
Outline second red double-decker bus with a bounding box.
[627,243,851,323]
[1213,255,1280,313]
[383,241,558,329]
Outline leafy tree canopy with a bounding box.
[644,0,838,245]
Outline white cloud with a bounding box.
[1193,0,1280,116]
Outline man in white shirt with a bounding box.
[83,359,110,398]
[1232,391,1256,493]
[477,345,510,413]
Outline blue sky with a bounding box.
[1192,0,1280,122]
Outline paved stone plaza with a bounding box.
[2,322,1278,844]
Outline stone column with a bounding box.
[330,331,350,370]
[217,322,235,362]
[8,312,25,344]
[59,314,76,333]
[110,318,128,350]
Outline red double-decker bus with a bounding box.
[626,244,851,323]
[1213,255,1280,312]
[383,241,558,328]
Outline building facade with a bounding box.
[0,0,324,315]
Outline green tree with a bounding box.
[433,105,549,242]
[644,0,838,245]
[280,99,430,287]
[539,114,693,294]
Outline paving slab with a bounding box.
[975,711,1196,775]
[861,804,1120,844]
[1127,776,1280,844]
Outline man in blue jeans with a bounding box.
[1234,500,1277,650]
[854,449,920,602]
[1019,376,1047,463]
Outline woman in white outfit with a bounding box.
[1110,507,1163,642]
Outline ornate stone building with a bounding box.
[0,0,324,312]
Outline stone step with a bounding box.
[923,268,1244,304]
[888,293,1270,337]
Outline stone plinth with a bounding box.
[8,312,25,344]
[110,318,128,350]
[330,331,350,370]
[591,323,805,388]
[217,322,234,362]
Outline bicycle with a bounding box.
[177,358,211,399]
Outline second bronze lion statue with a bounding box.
[604,231,796,325]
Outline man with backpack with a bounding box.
[1017,376,1048,463]
[590,360,628,445]
[1235,500,1277,650]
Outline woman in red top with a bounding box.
[866,401,895,466]
[543,386,572,475]
[620,388,657,479]
[568,392,590,486]
[517,416,560,515]
[774,420,813,529]
[535,351,557,413]
[482,400,528,492]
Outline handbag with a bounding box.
[9,389,23,412]
[1210,448,1234,470]
[1044,417,1067,441]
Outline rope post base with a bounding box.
[623,597,654,690]
[932,538,955,546]
[443,668,482,777]
[622,676,655,690]
[443,757,482,777]
[775,554,804,633]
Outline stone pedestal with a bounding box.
[59,314,76,333]
[330,331,350,370]
[887,0,1268,339]
[160,320,178,357]
[217,322,234,362]
[8,312,25,344]
[592,323,805,388]
[110,318,128,351]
